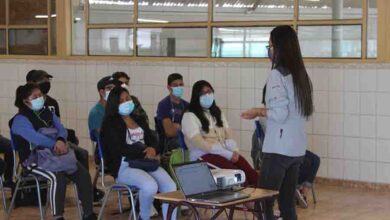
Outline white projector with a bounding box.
[211,169,246,189]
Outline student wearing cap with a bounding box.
[156,73,189,152]
[26,69,105,202]
[112,71,150,124]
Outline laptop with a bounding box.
[173,161,249,204]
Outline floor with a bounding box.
[2,183,390,220]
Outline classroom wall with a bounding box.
[0,59,388,184]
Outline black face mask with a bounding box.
[39,82,51,95]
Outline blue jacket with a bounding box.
[263,68,307,157]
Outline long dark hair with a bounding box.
[270,25,313,118]
[104,87,129,119]
[15,83,40,110]
[188,80,223,133]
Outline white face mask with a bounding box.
[121,84,129,90]
[104,90,110,101]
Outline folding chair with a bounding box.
[7,132,82,220]
[90,132,139,220]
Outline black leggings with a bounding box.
[257,153,304,220]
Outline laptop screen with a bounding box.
[174,162,218,196]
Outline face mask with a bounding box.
[118,100,135,116]
[267,47,273,61]
[200,93,214,109]
[39,82,51,95]
[172,86,184,98]
[104,90,110,101]
[30,96,45,111]
[121,84,129,90]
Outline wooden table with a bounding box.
[155,187,279,220]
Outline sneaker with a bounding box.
[93,188,105,202]
[295,189,308,208]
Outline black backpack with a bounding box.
[12,179,48,207]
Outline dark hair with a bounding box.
[112,72,130,81]
[270,25,313,118]
[15,83,40,109]
[104,86,129,119]
[187,80,223,133]
[167,73,183,85]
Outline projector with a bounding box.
[211,169,246,189]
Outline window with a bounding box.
[138,0,208,23]
[299,0,362,20]
[137,28,208,57]
[213,0,294,21]
[0,0,56,56]
[89,28,134,55]
[72,0,376,60]
[298,25,361,58]
[212,27,273,58]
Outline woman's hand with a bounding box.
[241,108,260,120]
[144,147,157,159]
[54,140,68,155]
[231,151,240,163]
[258,108,268,117]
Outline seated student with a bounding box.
[181,80,258,187]
[112,71,149,124]
[88,76,121,139]
[11,83,96,220]
[0,135,14,187]
[101,87,176,220]
[156,73,189,152]
[27,69,104,202]
[296,150,320,207]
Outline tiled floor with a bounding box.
[2,184,390,220]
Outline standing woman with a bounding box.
[241,25,313,220]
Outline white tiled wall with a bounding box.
[0,59,390,184]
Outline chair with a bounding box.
[0,175,6,219]
[7,132,82,220]
[89,132,139,220]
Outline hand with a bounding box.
[241,108,260,120]
[173,123,181,130]
[54,140,68,155]
[258,108,268,117]
[231,151,240,163]
[144,147,156,159]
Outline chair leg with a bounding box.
[33,177,45,220]
[73,184,83,220]
[127,190,137,220]
[312,184,317,204]
[7,177,22,220]
[117,191,123,213]
[0,177,7,219]
[98,187,113,220]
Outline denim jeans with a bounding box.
[117,159,177,220]
[258,153,304,220]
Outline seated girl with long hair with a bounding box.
[181,80,258,187]
[100,87,176,220]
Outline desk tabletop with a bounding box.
[155,187,278,208]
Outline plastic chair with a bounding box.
[7,132,82,220]
[90,132,139,220]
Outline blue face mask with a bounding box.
[200,93,214,109]
[172,86,184,98]
[267,47,273,61]
[31,96,45,111]
[118,100,135,116]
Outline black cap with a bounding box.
[26,70,53,82]
[97,76,121,90]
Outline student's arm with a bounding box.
[52,112,67,141]
[181,113,233,160]
[157,101,178,138]
[266,70,289,123]
[11,115,56,148]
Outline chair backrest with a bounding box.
[9,132,18,179]
[255,120,265,141]
[252,120,266,170]
[89,130,107,187]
